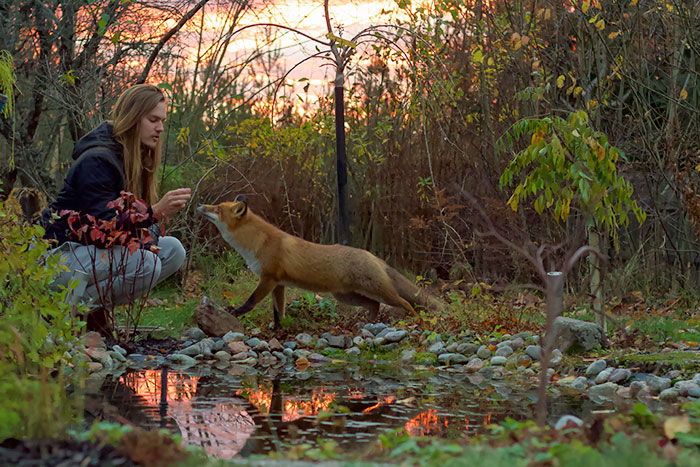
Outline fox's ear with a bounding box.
[235,194,247,203]
[232,200,247,218]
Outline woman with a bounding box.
[40,84,191,332]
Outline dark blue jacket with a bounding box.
[40,122,159,246]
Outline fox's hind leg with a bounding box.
[333,292,381,322]
[272,286,285,329]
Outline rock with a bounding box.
[252,340,270,352]
[666,370,682,380]
[608,368,632,384]
[87,361,104,373]
[549,349,563,365]
[554,415,584,430]
[108,350,126,363]
[646,375,672,394]
[446,343,459,353]
[585,360,607,377]
[266,337,283,352]
[232,351,250,361]
[86,348,113,369]
[345,347,361,356]
[429,342,446,354]
[629,381,645,398]
[495,346,513,358]
[295,349,311,359]
[353,336,365,347]
[80,332,105,350]
[194,296,244,336]
[272,351,287,361]
[295,357,310,367]
[228,341,249,354]
[456,343,479,355]
[438,353,469,364]
[222,331,246,343]
[383,330,408,343]
[180,339,214,357]
[401,349,416,362]
[572,376,588,390]
[283,348,295,358]
[167,354,198,367]
[588,382,619,403]
[237,357,257,366]
[525,345,542,361]
[283,341,297,350]
[490,356,507,366]
[476,346,492,359]
[296,333,314,347]
[112,345,127,357]
[326,334,348,349]
[182,327,206,341]
[375,327,396,338]
[214,351,231,362]
[595,367,615,385]
[509,337,525,350]
[553,317,605,353]
[315,338,329,350]
[365,323,388,336]
[465,358,484,372]
[659,388,680,401]
[308,353,331,363]
[674,381,700,397]
[360,329,375,339]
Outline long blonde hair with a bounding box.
[110,84,165,205]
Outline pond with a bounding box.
[87,362,620,460]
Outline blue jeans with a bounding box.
[50,236,186,308]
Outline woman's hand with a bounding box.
[153,188,191,220]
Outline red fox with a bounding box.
[197,195,440,328]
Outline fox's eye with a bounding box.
[216,206,222,212]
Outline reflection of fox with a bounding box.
[197,195,440,329]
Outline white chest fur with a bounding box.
[212,221,262,276]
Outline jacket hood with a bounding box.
[71,122,123,160]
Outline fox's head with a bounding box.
[197,194,248,231]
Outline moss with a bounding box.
[618,351,700,371]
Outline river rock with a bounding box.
[549,349,563,365]
[594,367,615,384]
[490,356,507,366]
[553,317,605,353]
[214,351,231,362]
[401,349,416,362]
[222,331,246,343]
[327,334,350,349]
[554,415,584,430]
[456,343,479,355]
[465,358,484,372]
[477,346,492,359]
[509,337,525,350]
[268,338,284,352]
[429,342,446,354]
[296,333,314,346]
[495,346,513,357]
[588,382,619,403]
[585,359,607,377]
[384,330,408,343]
[438,353,469,364]
[674,381,700,397]
[365,323,388,336]
[167,354,197,367]
[572,376,588,390]
[659,388,680,401]
[228,341,249,354]
[194,296,244,336]
[112,344,127,357]
[308,353,331,363]
[182,327,206,341]
[525,345,542,361]
[646,375,672,394]
[609,368,632,384]
[345,346,361,356]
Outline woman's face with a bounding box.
[139,100,166,149]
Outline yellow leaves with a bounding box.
[176,127,190,146]
[582,0,591,13]
[608,31,620,40]
[574,86,583,97]
[680,89,688,100]
[472,47,484,64]
[510,32,529,51]
[221,290,236,299]
[630,0,638,5]
[664,416,691,440]
[325,32,357,49]
[557,75,566,88]
[595,19,605,31]
[507,185,522,212]
[560,196,571,221]
[531,129,546,145]
[595,143,606,162]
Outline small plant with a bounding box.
[60,191,161,341]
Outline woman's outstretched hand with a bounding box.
[153,188,191,220]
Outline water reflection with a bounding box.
[92,367,546,459]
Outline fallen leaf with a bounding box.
[664,416,691,439]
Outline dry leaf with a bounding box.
[664,416,691,439]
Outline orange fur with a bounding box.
[198,195,437,328]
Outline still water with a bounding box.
[89,363,603,460]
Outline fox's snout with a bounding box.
[197,204,220,220]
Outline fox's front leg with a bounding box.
[227,275,277,317]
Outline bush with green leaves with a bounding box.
[0,197,83,441]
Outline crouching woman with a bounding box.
[39,84,190,333]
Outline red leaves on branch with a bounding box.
[63,191,158,253]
